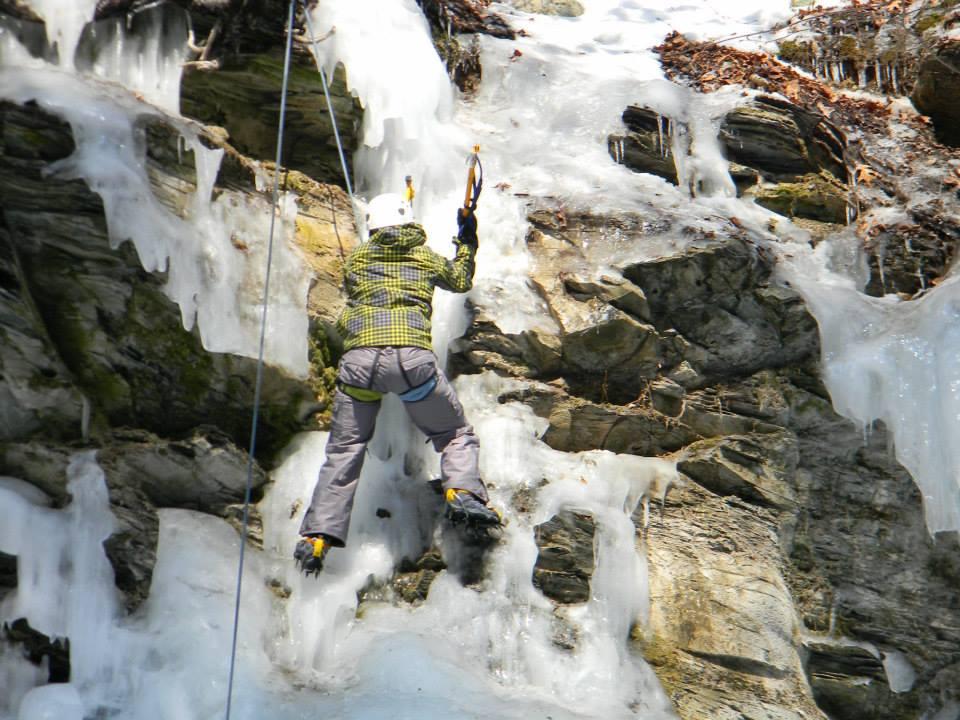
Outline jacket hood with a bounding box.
[370,223,427,250]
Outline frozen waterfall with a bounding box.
[1,0,959,719]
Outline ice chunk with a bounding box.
[16,684,83,720]
[882,650,916,694]
[0,478,50,507]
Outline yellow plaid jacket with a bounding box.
[337,224,476,351]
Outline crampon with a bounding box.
[442,488,504,542]
[293,535,328,577]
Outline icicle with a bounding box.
[670,117,691,197]
[847,166,857,226]
[656,113,665,157]
[876,240,887,293]
[80,394,90,441]
[28,0,99,69]
[79,6,188,115]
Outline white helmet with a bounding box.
[365,193,413,231]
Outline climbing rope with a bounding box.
[302,4,356,198]
[224,1,297,718]
[224,2,357,718]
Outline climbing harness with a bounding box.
[338,375,437,404]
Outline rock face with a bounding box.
[455,209,817,399]
[0,2,356,611]
[0,551,15,598]
[451,194,960,718]
[652,29,960,298]
[181,54,362,187]
[0,2,365,186]
[912,40,960,147]
[610,97,850,224]
[2,3,959,720]
[532,511,596,604]
[2,618,70,684]
[415,0,515,39]
[770,3,960,108]
[506,0,584,17]
[641,480,822,720]
[720,98,846,183]
[0,101,342,455]
[608,107,677,185]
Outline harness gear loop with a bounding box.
[398,374,438,403]
[339,374,437,404]
[339,383,383,403]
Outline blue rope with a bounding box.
[223,4,357,716]
[224,1,297,718]
[301,2,355,198]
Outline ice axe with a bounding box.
[459,144,483,222]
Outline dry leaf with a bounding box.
[855,164,880,185]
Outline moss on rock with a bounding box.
[750,172,850,224]
[914,13,944,34]
[181,51,361,187]
[777,39,812,63]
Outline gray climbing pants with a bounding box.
[299,346,486,546]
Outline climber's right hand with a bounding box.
[456,207,478,248]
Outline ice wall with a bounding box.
[258,374,679,719]
[0,7,310,377]
[0,454,118,718]
[12,0,960,719]
[781,246,960,535]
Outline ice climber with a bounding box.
[294,193,501,576]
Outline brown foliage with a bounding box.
[654,32,894,134]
